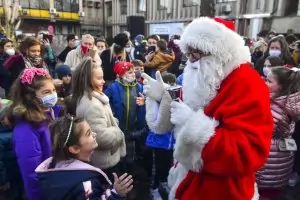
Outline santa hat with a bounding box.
[179,17,250,66]
[114,62,133,77]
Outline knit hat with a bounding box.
[135,35,144,44]
[55,64,71,79]
[253,40,267,50]
[114,62,133,77]
[114,33,129,48]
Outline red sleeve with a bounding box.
[202,65,273,176]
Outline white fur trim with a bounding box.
[180,17,250,77]
[252,183,259,200]
[168,163,188,200]
[145,91,173,133]
[174,109,218,172]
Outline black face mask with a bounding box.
[255,51,263,57]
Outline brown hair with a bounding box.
[265,35,291,62]
[0,38,13,54]
[19,36,43,57]
[271,67,300,98]
[6,70,53,126]
[49,115,85,168]
[96,39,108,49]
[131,59,143,67]
[147,35,160,42]
[265,56,284,67]
[162,72,176,85]
[70,57,100,110]
[157,39,167,51]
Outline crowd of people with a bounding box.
[0,18,299,200]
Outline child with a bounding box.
[132,59,144,84]
[105,62,146,172]
[55,64,72,99]
[145,72,176,200]
[70,57,126,181]
[6,68,62,200]
[257,67,300,199]
[36,115,133,200]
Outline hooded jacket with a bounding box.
[144,50,175,73]
[35,157,125,200]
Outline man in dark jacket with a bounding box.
[57,34,78,63]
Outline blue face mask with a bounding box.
[40,93,58,108]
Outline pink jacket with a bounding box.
[257,91,300,189]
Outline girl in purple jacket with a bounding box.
[6,68,62,200]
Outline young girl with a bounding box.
[70,57,126,181]
[36,115,133,200]
[6,68,62,200]
[257,67,300,199]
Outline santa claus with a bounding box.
[142,17,274,200]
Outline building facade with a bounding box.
[217,0,300,38]
[81,0,104,37]
[104,0,203,39]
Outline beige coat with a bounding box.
[65,46,101,71]
[76,91,126,169]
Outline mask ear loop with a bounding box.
[64,116,74,147]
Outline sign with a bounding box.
[149,23,184,38]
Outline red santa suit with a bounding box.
[142,17,273,200]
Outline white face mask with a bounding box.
[123,76,135,83]
[5,48,15,56]
[269,49,281,57]
[263,66,271,77]
[125,47,131,53]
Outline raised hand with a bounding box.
[136,92,145,106]
[141,71,169,102]
[113,173,133,197]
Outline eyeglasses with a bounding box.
[64,116,74,147]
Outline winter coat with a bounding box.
[36,157,126,200]
[144,50,175,73]
[101,49,130,82]
[0,53,11,95]
[257,92,300,189]
[105,80,146,162]
[65,46,101,71]
[43,46,57,77]
[13,105,62,200]
[145,130,175,150]
[76,91,126,169]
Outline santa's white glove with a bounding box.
[170,100,193,128]
[142,71,169,102]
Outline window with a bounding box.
[120,0,127,15]
[216,0,237,3]
[63,0,71,12]
[183,0,200,7]
[157,0,167,10]
[40,0,50,9]
[106,2,112,17]
[55,0,63,11]
[137,0,146,12]
[71,0,79,12]
[29,0,40,8]
[20,0,30,8]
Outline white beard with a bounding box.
[182,56,225,110]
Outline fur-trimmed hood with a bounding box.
[180,17,251,75]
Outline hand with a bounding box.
[43,39,50,47]
[53,79,63,87]
[145,52,155,61]
[142,71,169,102]
[170,100,193,126]
[113,173,133,197]
[136,92,145,106]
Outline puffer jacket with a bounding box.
[257,91,300,189]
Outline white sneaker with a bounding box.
[151,188,162,200]
[288,172,299,187]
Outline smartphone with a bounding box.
[147,46,156,54]
[167,85,182,101]
[43,34,53,43]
